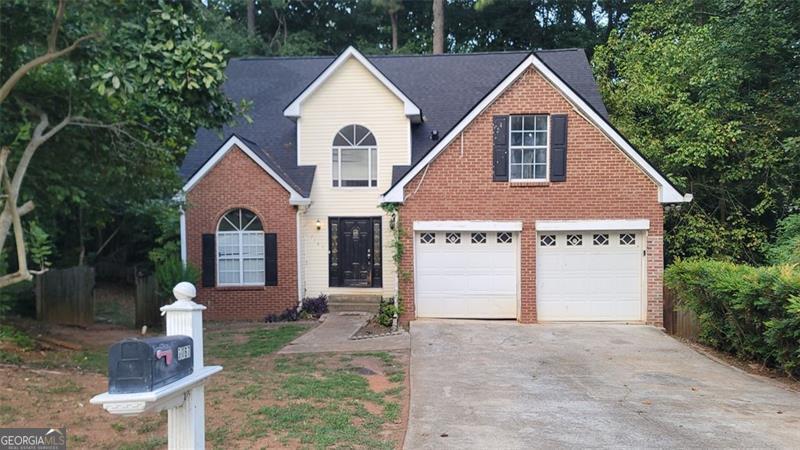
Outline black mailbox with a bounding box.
[108,336,194,394]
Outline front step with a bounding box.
[327,295,382,314]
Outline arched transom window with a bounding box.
[217,208,264,285]
[332,124,377,187]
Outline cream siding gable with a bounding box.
[298,57,410,297]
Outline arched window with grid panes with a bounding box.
[332,124,377,187]
[216,208,265,285]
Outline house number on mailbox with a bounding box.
[177,345,191,361]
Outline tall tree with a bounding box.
[0,0,241,275]
[246,0,256,36]
[432,0,445,53]
[594,0,800,262]
[372,0,403,52]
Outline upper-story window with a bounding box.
[332,124,377,187]
[509,115,548,181]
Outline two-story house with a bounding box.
[179,47,690,325]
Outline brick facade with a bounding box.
[185,146,298,320]
[398,67,665,326]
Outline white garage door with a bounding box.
[536,231,644,321]
[415,231,518,318]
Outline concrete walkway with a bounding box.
[278,312,409,354]
[405,320,800,449]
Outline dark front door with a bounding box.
[329,217,382,288]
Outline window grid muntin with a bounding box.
[620,233,636,246]
[217,208,265,286]
[497,232,513,244]
[471,232,486,244]
[420,232,436,244]
[593,234,609,246]
[540,234,556,247]
[332,125,377,188]
[509,115,548,181]
[446,232,461,244]
[566,234,583,246]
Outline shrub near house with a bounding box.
[665,259,800,377]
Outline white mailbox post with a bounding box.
[91,282,222,449]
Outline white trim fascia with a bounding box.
[383,55,535,203]
[181,135,310,205]
[413,220,523,232]
[283,46,422,122]
[529,56,684,203]
[535,219,650,232]
[179,206,187,265]
[382,53,687,204]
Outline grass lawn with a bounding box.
[0,320,408,449]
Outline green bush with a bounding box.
[665,259,800,376]
[377,298,401,328]
[765,214,800,265]
[154,256,200,301]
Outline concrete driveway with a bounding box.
[405,320,800,449]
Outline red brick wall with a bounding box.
[399,67,665,326]
[185,145,298,320]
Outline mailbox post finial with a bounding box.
[173,281,196,302]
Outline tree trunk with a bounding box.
[432,0,445,54]
[390,11,399,52]
[247,0,256,37]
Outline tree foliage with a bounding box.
[0,0,243,273]
[594,0,800,262]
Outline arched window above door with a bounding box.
[332,124,377,187]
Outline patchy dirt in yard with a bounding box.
[1,320,410,449]
[674,336,800,392]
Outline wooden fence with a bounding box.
[663,287,701,340]
[35,266,95,327]
[135,272,162,329]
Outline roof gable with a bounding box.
[283,46,422,122]
[382,54,688,204]
[182,135,311,205]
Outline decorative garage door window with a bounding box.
[566,234,583,246]
[593,234,609,246]
[446,232,461,244]
[540,234,556,246]
[420,232,435,244]
[217,208,265,285]
[471,232,486,244]
[619,233,636,245]
[497,232,513,244]
[332,124,378,187]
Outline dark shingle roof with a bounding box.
[180,49,607,196]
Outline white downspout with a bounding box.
[295,206,307,310]
[179,204,187,265]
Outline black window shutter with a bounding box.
[201,234,215,287]
[264,233,278,286]
[492,116,509,181]
[550,114,568,182]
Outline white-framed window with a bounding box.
[420,232,436,244]
[540,234,556,247]
[217,208,265,286]
[593,234,609,246]
[497,232,513,244]
[620,233,636,246]
[509,115,548,181]
[446,232,461,244]
[566,234,583,246]
[471,232,486,244]
[332,124,377,187]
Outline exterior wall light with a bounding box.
[315,219,321,231]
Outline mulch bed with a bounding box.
[351,315,399,340]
